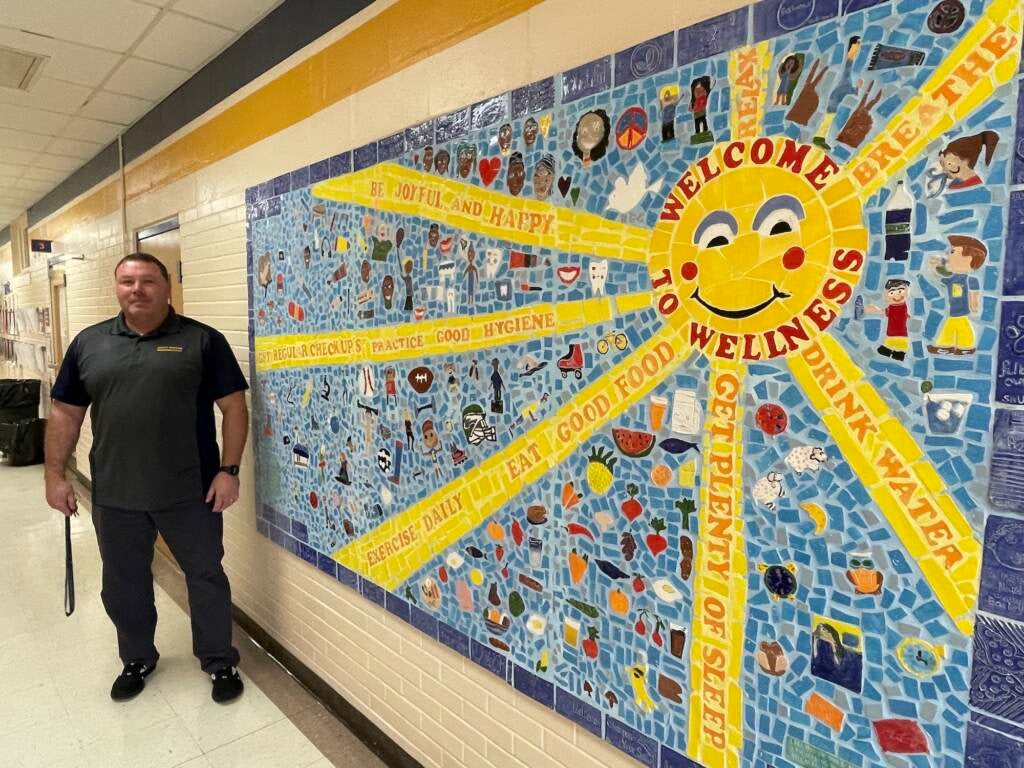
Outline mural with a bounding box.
[245,0,1024,765]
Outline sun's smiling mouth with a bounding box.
[691,285,791,319]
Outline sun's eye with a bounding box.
[757,208,802,237]
[693,210,738,249]
[700,225,734,249]
[753,195,805,238]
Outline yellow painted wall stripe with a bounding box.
[29,0,543,241]
[334,325,692,589]
[788,335,980,635]
[689,360,747,768]
[843,0,1021,197]
[253,291,652,371]
[312,163,653,262]
[728,42,771,140]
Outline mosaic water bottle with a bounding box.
[854,295,864,320]
[884,180,913,261]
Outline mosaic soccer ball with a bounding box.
[377,448,392,473]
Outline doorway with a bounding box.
[136,218,182,312]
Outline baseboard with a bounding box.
[229,603,425,768]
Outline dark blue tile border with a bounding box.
[554,688,603,737]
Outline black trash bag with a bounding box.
[0,418,44,466]
[0,379,41,422]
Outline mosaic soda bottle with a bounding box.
[884,180,913,261]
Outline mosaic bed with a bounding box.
[245,0,1024,764]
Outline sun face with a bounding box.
[649,138,869,361]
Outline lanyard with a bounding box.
[64,516,75,617]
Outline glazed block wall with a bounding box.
[22,2,755,767]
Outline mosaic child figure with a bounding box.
[421,419,442,478]
[465,244,478,306]
[660,85,679,142]
[490,358,505,414]
[866,279,911,361]
[456,143,476,179]
[403,406,415,449]
[689,76,713,145]
[813,35,862,150]
[774,54,803,106]
[384,366,398,407]
[927,131,1000,196]
[927,235,987,356]
[402,258,414,313]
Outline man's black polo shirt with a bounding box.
[51,308,248,510]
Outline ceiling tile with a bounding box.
[0,105,69,135]
[62,116,121,144]
[0,146,39,164]
[0,162,29,176]
[103,56,189,100]
[171,0,279,32]
[80,90,153,126]
[32,153,84,172]
[0,0,160,53]
[14,177,55,193]
[133,12,235,70]
[45,136,104,160]
[0,175,20,185]
[20,166,66,182]
[0,128,50,152]
[0,29,122,88]
[0,77,93,114]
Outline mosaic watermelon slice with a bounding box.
[612,428,655,458]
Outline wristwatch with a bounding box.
[219,465,240,476]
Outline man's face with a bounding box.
[435,152,450,175]
[885,285,908,305]
[423,146,434,171]
[115,260,170,318]
[534,166,553,198]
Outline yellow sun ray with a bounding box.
[787,334,981,635]
[688,359,748,768]
[333,325,694,589]
[253,291,653,372]
[312,162,654,263]
[841,0,1021,198]
[729,41,772,140]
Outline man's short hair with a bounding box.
[114,253,169,282]
[885,279,910,290]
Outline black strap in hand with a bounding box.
[64,516,75,617]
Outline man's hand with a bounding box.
[45,475,78,517]
[206,472,240,513]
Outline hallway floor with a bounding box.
[0,463,388,768]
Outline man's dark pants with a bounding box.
[92,498,240,673]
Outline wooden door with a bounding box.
[136,220,182,313]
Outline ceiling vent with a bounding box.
[0,45,48,91]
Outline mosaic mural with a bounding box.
[245,0,1024,764]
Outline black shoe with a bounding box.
[211,666,244,704]
[110,661,156,702]
[877,345,893,358]
[891,350,906,361]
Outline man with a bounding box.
[45,253,249,704]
